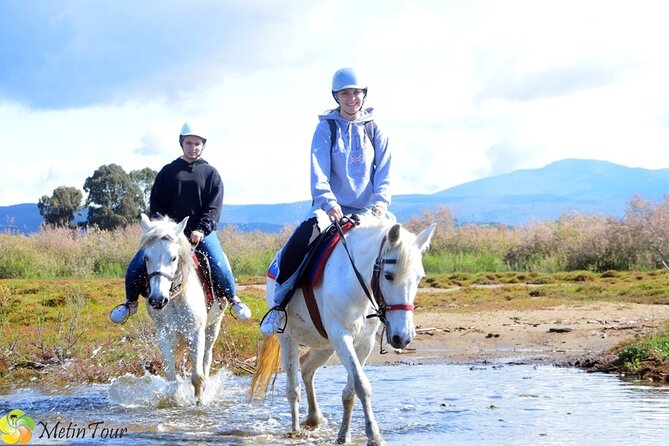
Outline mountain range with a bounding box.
[3,159,669,234]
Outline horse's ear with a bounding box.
[415,223,436,253]
[140,213,151,231]
[176,216,189,235]
[388,224,401,245]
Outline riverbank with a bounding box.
[2,278,669,391]
[366,302,669,381]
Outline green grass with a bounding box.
[422,251,511,274]
[3,270,669,389]
[0,279,268,391]
[617,332,669,374]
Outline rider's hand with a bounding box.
[326,204,343,222]
[371,205,385,217]
[189,230,204,246]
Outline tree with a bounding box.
[37,186,83,228]
[83,164,144,230]
[129,167,157,214]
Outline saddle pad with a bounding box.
[265,220,356,287]
[192,252,215,310]
[306,231,344,286]
[267,258,279,280]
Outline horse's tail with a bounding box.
[248,334,281,401]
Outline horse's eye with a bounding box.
[171,256,177,263]
[384,272,395,281]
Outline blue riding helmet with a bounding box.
[331,67,368,101]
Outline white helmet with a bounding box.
[179,122,207,145]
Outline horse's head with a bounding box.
[139,213,191,310]
[376,222,436,350]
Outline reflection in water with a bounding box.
[1,364,668,445]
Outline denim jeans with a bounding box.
[125,230,236,302]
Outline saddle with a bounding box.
[267,216,359,338]
[192,251,218,311]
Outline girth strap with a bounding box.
[301,281,328,339]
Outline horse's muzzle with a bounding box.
[148,295,169,310]
[388,334,412,350]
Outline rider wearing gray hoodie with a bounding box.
[260,67,392,335]
[311,107,391,219]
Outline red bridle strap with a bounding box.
[383,303,415,311]
[371,236,414,314]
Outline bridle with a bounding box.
[146,267,181,298]
[144,244,190,297]
[334,218,415,325]
[147,270,175,282]
[370,236,416,316]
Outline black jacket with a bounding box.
[149,157,223,237]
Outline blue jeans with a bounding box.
[125,230,237,301]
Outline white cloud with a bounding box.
[2,0,669,207]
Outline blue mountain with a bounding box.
[0,203,44,233]
[3,159,669,233]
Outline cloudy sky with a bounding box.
[1,0,668,207]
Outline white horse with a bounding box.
[250,216,435,446]
[139,213,226,404]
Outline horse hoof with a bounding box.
[336,436,350,444]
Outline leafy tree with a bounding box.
[37,186,83,228]
[83,164,144,230]
[129,167,157,214]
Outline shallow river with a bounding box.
[1,363,668,445]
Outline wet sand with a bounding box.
[367,302,669,366]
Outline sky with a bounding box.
[1,0,669,207]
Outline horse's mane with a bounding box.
[351,214,421,283]
[139,216,193,299]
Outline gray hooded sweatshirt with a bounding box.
[309,107,391,219]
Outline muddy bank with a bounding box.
[366,302,669,381]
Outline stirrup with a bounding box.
[260,307,288,334]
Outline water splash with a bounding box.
[107,368,233,407]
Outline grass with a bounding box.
[2,270,669,390]
[613,326,669,381]
[618,336,669,371]
[6,204,669,387]
[0,279,268,392]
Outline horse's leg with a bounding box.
[203,316,223,378]
[279,335,302,435]
[299,347,334,428]
[338,375,356,444]
[188,327,206,404]
[158,329,178,382]
[333,335,384,446]
[337,332,378,444]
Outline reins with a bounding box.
[333,217,414,324]
[334,217,383,320]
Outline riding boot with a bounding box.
[109,299,138,324]
[227,295,252,320]
[259,276,297,335]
